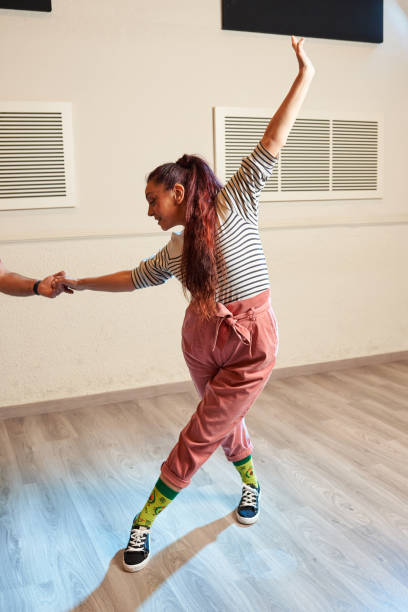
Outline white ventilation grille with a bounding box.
[215,108,383,201]
[281,118,330,192]
[332,120,378,191]
[0,102,77,210]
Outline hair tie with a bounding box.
[176,155,192,170]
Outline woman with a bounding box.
[58,36,315,572]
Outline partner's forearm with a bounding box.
[77,270,135,292]
[0,272,37,296]
[261,68,315,156]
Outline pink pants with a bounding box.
[160,289,279,490]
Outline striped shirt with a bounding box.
[131,142,277,304]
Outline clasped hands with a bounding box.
[39,271,76,298]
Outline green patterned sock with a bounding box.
[233,455,258,487]
[133,478,179,529]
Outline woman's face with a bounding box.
[145,181,185,231]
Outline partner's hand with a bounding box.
[37,270,66,298]
[291,35,315,76]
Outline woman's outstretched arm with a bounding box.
[55,270,135,293]
[55,242,174,294]
[261,36,315,157]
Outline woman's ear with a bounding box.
[173,183,185,205]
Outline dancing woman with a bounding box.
[58,36,315,572]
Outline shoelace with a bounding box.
[240,485,259,508]
[126,528,148,552]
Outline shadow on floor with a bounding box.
[72,511,245,611]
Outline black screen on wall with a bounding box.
[0,0,51,11]
[222,0,383,43]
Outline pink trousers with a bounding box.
[160,289,279,490]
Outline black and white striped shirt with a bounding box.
[131,142,277,304]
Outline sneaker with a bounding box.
[236,483,261,525]
[123,524,150,572]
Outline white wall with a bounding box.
[1,0,407,407]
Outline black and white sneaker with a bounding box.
[123,524,150,572]
[236,483,261,525]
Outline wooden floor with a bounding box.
[1,361,408,612]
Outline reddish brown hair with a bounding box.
[147,154,223,318]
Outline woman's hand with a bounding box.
[291,35,315,76]
[54,275,81,294]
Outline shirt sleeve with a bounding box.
[131,243,173,289]
[217,142,278,224]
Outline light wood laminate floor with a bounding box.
[1,361,407,612]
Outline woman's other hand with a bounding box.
[291,35,315,76]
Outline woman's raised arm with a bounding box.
[261,36,315,158]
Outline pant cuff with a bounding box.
[160,462,191,491]
[225,445,254,463]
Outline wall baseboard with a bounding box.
[1,350,407,421]
[269,350,408,380]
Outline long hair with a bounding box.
[147,154,224,319]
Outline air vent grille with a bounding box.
[332,120,378,191]
[0,103,76,210]
[281,118,330,191]
[0,112,66,199]
[215,108,382,202]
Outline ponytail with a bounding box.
[147,154,223,318]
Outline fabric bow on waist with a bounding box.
[212,304,255,355]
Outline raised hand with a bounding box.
[291,35,315,75]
